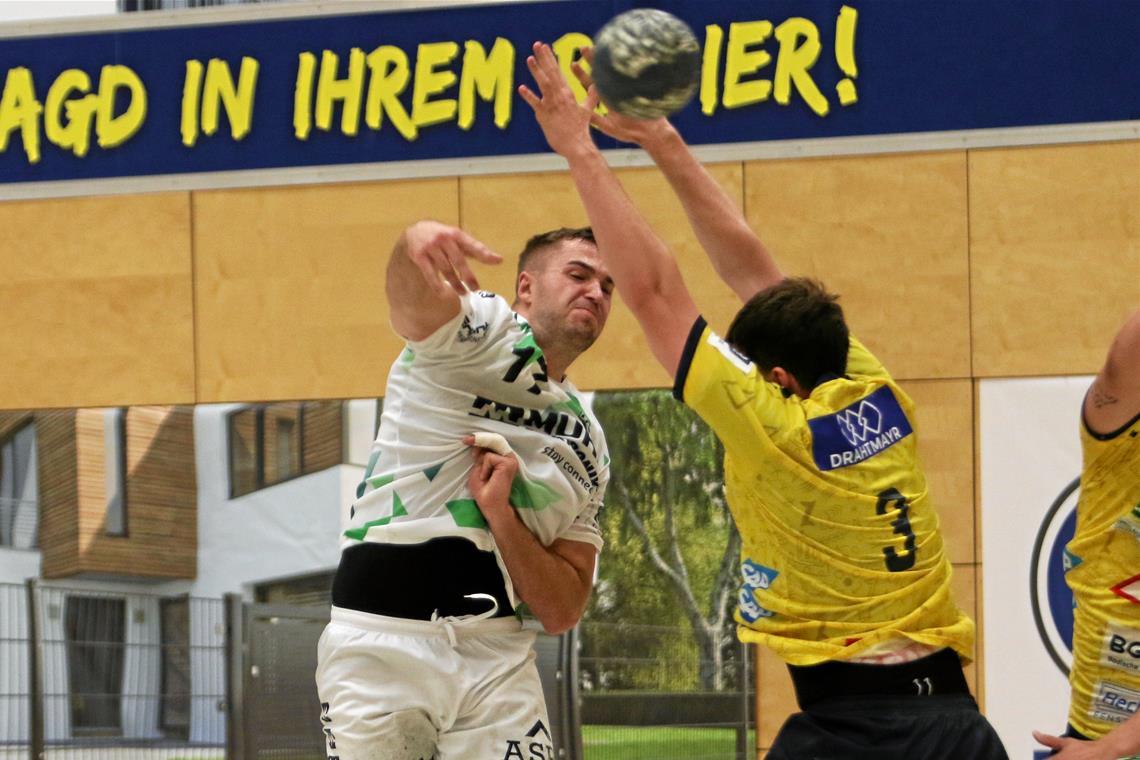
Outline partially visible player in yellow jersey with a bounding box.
[1036,307,1140,760]
[520,41,1007,760]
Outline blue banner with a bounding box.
[0,0,1137,183]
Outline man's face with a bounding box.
[517,239,614,354]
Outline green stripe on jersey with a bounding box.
[509,475,559,510]
[343,492,407,540]
[446,499,487,529]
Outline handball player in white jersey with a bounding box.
[316,220,613,760]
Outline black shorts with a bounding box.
[767,693,1009,760]
[768,649,1010,760]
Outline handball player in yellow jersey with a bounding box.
[520,41,1009,759]
[1034,308,1140,760]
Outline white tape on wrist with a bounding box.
[470,431,513,456]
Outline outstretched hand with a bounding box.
[569,47,677,149]
[401,220,501,299]
[1033,730,1117,759]
[518,42,600,158]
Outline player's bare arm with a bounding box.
[519,41,699,377]
[387,220,502,341]
[1084,307,1140,434]
[1035,710,1140,759]
[465,440,595,634]
[569,48,781,303]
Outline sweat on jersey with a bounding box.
[342,291,609,608]
[1065,410,1140,739]
[674,317,974,666]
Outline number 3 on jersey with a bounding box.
[876,487,917,572]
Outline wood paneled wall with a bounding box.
[0,138,1136,755]
[36,406,197,580]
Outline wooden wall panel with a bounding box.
[72,407,197,580]
[460,164,744,390]
[970,141,1140,377]
[37,411,79,579]
[0,193,194,410]
[193,178,459,402]
[743,152,972,380]
[897,379,975,564]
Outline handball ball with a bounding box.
[591,8,701,120]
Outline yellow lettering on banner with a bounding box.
[458,38,514,130]
[201,57,259,140]
[364,46,416,140]
[45,69,97,158]
[96,65,146,149]
[774,18,828,116]
[700,24,723,116]
[294,52,316,140]
[834,5,859,106]
[0,68,44,163]
[723,21,774,110]
[316,48,366,135]
[181,60,204,146]
[411,41,459,129]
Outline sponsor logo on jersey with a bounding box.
[470,397,602,493]
[1114,508,1140,542]
[1031,477,1079,677]
[741,560,778,590]
[1102,625,1140,674]
[1091,681,1140,724]
[738,587,775,623]
[707,333,753,373]
[1113,574,1140,605]
[501,719,554,760]
[457,315,490,343]
[808,385,913,471]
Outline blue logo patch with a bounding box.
[808,385,914,471]
[738,587,775,623]
[741,560,778,590]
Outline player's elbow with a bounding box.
[538,612,579,636]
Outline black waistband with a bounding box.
[788,647,969,709]
[332,538,515,620]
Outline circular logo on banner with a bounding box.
[1030,476,1080,676]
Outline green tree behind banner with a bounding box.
[585,389,743,692]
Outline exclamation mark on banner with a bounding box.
[835,5,859,106]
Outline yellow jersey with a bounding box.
[1066,410,1140,738]
[674,318,974,666]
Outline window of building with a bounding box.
[65,595,125,735]
[0,422,38,549]
[104,408,128,537]
[159,596,191,739]
[227,402,343,498]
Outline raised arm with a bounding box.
[519,42,699,377]
[1084,307,1140,434]
[572,50,783,302]
[387,220,501,341]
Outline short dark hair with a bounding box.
[725,277,849,389]
[517,227,596,278]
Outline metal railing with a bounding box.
[2,581,755,760]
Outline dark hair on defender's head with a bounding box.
[726,277,849,391]
[517,227,596,279]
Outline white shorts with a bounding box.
[315,606,553,760]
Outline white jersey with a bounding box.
[343,291,608,603]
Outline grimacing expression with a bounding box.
[520,239,614,350]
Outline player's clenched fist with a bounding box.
[464,435,519,519]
